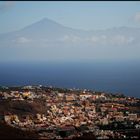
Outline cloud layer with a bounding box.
[133,12,140,22]
[0,1,14,12]
[57,34,135,46]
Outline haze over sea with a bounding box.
[0,60,140,98]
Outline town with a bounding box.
[0,85,140,139]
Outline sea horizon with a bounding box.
[0,60,140,98]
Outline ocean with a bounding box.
[0,60,140,98]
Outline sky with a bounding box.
[0,1,140,33]
[0,1,140,62]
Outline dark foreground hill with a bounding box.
[0,99,46,116]
[0,121,39,139]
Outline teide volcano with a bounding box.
[0,17,140,61]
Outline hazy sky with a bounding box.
[0,1,140,33]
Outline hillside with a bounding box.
[0,121,39,139]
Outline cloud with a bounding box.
[0,1,14,12]
[90,36,99,43]
[57,34,135,46]
[59,35,81,43]
[86,35,134,46]
[15,37,31,44]
[87,35,107,44]
[110,35,134,45]
[133,12,140,22]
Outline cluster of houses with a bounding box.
[0,86,140,139]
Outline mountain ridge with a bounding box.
[0,17,140,61]
[2,17,140,35]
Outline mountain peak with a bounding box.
[39,17,55,23]
[36,17,63,27]
[21,17,64,32]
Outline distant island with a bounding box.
[0,85,140,139]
